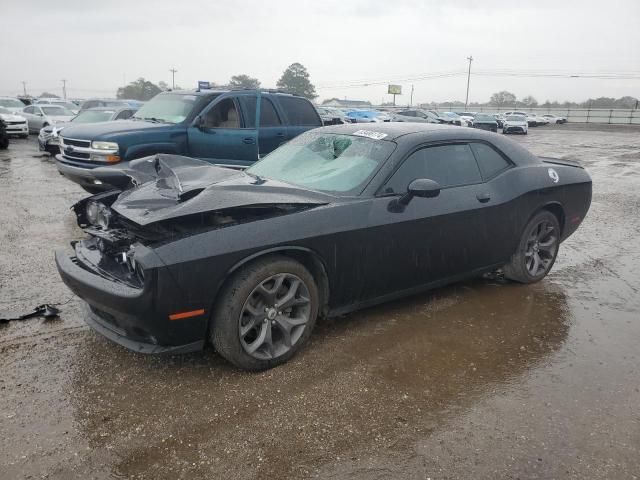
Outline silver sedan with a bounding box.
[21,105,75,133]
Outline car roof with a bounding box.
[316,123,541,166]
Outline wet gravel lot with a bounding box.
[1,125,639,479]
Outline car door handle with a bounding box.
[276,133,286,138]
[476,192,491,203]
[243,137,256,144]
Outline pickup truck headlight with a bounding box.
[91,141,118,151]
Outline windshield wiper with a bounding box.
[143,117,167,123]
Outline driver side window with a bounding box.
[383,143,482,194]
[203,98,240,129]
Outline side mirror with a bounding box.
[389,178,440,212]
[402,178,440,203]
[194,115,205,130]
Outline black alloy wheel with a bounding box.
[503,211,560,283]
[211,256,319,370]
[238,273,312,361]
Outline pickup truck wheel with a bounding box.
[503,211,560,284]
[210,256,319,370]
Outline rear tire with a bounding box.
[210,256,319,370]
[503,211,560,284]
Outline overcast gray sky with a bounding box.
[2,0,639,104]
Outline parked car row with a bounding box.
[0,95,148,141]
[447,111,568,135]
[312,106,568,134]
[316,107,471,126]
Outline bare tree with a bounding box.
[489,91,517,107]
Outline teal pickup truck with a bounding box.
[56,89,322,192]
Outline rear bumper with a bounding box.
[55,248,205,354]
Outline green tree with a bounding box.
[229,74,261,89]
[321,97,340,105]
[489,91,517,107]
[116,78,162,101]
[39,92,60,98]
[276,63,317,99]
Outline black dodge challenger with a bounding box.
[56,124,592,370]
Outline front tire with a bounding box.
[503,211,560,284]
[210,256,319,370]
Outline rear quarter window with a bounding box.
[277,97,321,126]
[470,142,512,180]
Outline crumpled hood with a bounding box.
[104,154,332,226]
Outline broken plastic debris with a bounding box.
[0,304,60,323]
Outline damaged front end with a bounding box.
[56,153,330,353]
[71,190,147,289]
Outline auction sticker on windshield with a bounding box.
[352,130,388,140]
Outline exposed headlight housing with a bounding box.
[91,141,118,151]
[85,201,112,229]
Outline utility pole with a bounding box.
[464,55,473,109]
[169,68,177,89]
[21,81,27,96]
[410,84,414,107]
[61,79,67,99]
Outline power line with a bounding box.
[316,69,640,90]
[317,71,466,90]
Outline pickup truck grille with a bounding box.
[62,137,91,148]
[62,150,91,160]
